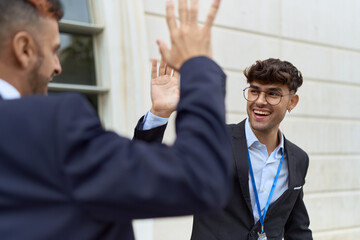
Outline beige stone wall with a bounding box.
[136,0,360,239]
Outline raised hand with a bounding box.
[150,57,180,118]
[157,0,221,70]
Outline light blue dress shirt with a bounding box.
[245,118,289,223]
[141,110,169,130]
[0,78,21,100]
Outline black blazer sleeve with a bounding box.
[133,116,167,143]
[284,152,313,240]
[57,57,233,221]
[284,189,313,240]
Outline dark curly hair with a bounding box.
[244,58,303,93]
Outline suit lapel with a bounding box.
[284,138,297,189]
[231,120,253,214]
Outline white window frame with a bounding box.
[49,19,108,108]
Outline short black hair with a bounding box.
[244,58,303,93]
[0,0,63,44]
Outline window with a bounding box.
[49,0,106,112]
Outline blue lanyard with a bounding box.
[247,149,284,232]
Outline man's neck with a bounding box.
[0,63,24,97]
[252,127,280,156]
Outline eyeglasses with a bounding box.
[243,87,293,106]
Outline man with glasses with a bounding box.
[137,58,312,239]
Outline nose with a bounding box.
[256,91,267,105]
[54,55,62,76]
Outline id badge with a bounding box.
[257,232,267,240]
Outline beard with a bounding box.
[28,54,47,95]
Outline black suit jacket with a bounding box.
[136,119,312,240]
[0,57,232,240]
[191,120,312,240]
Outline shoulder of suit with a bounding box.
[2,92,85,109]
[20,92,85,103]
[226,119,246,138]
[42,92,89,108]
[285,138,310,179]
[52,92,94,113]
[284,138,309,161]
[47,92,85,101]
[22,92,92,116]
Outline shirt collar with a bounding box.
[245,118,285,155]
[0,78,21,100]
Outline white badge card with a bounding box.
[258,232,267,240]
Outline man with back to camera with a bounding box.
[137,58,313,240]
[0,0,234,239]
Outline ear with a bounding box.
[12,31,38,69]
[288,94,299,112]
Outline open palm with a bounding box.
[150,57,180,118]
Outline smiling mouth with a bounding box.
[254,110,270,116]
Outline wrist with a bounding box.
[150,107,172,118]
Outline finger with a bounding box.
[159,56,166,76]
[178,0,188,25]
[151,58,158,79]
[189,0,198,25]
[157,39,176,70]
[173,70,180,80]
[165,64,173,76]
[204,0,221,30]
[166,0,177,32]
